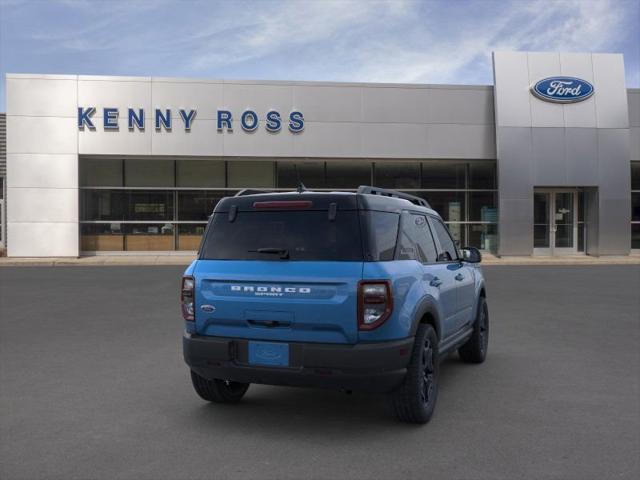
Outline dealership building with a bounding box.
[1,51,639,257]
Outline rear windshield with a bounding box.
[200,211,363,261]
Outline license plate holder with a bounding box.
[248,341,289,367]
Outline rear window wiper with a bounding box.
[248,247,290,260]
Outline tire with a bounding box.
[458,296,489,364]
[190,370,250,403]
[391,323,439,424]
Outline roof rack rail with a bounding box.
[357,186,431,208]
[234,189,273,197]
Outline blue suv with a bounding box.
[182,186,488,423]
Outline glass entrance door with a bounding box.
[533,190,579,255]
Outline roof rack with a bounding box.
[357,186,431,208]
[234,189,273,197]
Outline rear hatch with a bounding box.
[194,194,364,344]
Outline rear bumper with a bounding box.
[183,334,414,393]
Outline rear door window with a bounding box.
[429,217,459,261]
[364,211,399,261]
[200,210,363,261]
[397,213,438,263]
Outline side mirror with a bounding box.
[461,246,482,263]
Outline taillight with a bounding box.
[358,280,393,330]
[181,276,195,321]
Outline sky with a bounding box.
[0,0,638,111]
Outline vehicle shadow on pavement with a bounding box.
[182,354,475,436]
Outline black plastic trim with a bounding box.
[184,334,414,393]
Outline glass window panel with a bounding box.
[421,162,465,189]
[80,223,124,251]
[277,161,325,188]
[467,224,497,251]
[177,224,207,251]
[578,191,585,222]
[632,192,640,222]
[398,214,438,263]
[81,190,174,221]
[468,162,496,189]
[534,193,549,224]
[374,162,420,189]
[445,223,465,248]
[201,211,363,261]
[534,225,550,248]
[364,211,399,261]
[325,161,370,189]
[555,224,573,248]
[80,158,123,187]
[469,191,497,222]
[124,159,175,187]
[632,224,640,249]
[176,160,225,188]
[415,191,465,222]
[430,218,459,260]
[123,223,174,251]
[127,191,174,221]
[178,190,231,221]
[632,162,640,191]
[80,190,126,221]
[228,161,274,188]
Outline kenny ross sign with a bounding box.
[77,107,305,133]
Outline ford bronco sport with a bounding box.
[182,186,488,423]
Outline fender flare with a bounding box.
[409,296,443,340]
[474,280,487,314]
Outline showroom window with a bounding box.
[79,158,497,252]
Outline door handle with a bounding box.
[429,277,443,287]
[455,273,465,281]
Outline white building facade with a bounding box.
[2,51,639,257]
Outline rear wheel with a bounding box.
[391,324,439,424]
[458,296,489,363]
[190,370,250,403]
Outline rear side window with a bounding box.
[430,218,459,261]
[398,213,438,263]
[200,211,363,261]
[364,211,399,261]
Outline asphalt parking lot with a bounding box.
[1,265,639,480]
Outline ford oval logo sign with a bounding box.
[531,77,594,103]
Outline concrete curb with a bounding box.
[1,255,639,267]
[0,255,197,267]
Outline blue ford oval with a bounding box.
[531,77,594,103]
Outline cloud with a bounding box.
[0,0,637,93]
[186,0,411,71]
[343,0,633,84]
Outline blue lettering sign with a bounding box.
[531,77,594,103]
[103,108,119,129]
[179,109,197,131]
[265,110,281,132]
[78,107,96,129]
[288,111,304,133]
[128,108,145,130]
[241,110,259,132]
[217,110,233,131]
[78,106,303,134]
[155,109,172,130]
